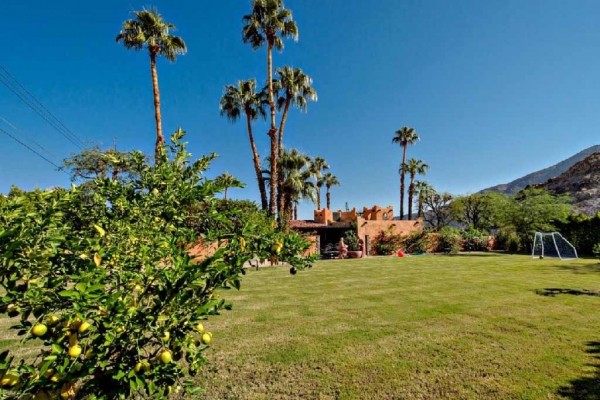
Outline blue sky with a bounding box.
[1,0,599,219]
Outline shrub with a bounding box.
[593,243,600,261]
[343,230,359,251]
[403,231,429,254]
[462,227,489,252]
[0,131,313,399]
[437,227,461,254]
[372,229,403,255]
[495,228,521,252]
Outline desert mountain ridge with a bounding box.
[481,145,600,195]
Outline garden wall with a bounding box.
[357,217,423,252]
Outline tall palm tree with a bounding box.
[322,172,340,210]
[243,0,298,217]
[392,127,419,219]
[275,66,317,155]
[116,9,186,161]
[220,80,269,210]
[274,66,317,216]
[402,159,429,220]
[414,180,433,219]
[309,156,329,210]
[290,170,315,220]
[278,149,314,220]
[215,172,245,200]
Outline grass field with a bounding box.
[197,253,600,400]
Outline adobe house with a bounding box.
[290,205,423,257]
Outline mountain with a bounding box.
[541,152,600,215]
[482,145,600,195]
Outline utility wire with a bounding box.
[0,65,87,149]
[0,115,60,161]
[0,126,68,174]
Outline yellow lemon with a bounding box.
[46,315,60,326]
[78,321,91,334]
[194,323,204,333]
[32,323,48,337]
[159,350,173,364]
[201,332,212,345]
[161,331,170,341]
[68,345,82,358]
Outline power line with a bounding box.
[0,115,60,161]
[0,65,87,149]
[0,126,68,174]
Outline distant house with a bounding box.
[290,205,423,257]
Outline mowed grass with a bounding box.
[198,254,600,400]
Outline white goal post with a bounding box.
[532,232,578,260]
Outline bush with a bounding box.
[343,230,359,251]
[593,243,600,261]
[403,231,429,254]
[437,227,461,254]
[495,228,521,252]
[372,229,403,255]
[461,227,489,252]
[0,131,313,399]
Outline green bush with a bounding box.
[372,229,403,255]
[461,227,488,252]
[555,213,600,256]
[495,228,521,252]
[593,243,600,261]
[437,227,461,254]
[403,231,429,254]
[343,230,359,251]
[0,131,313,399]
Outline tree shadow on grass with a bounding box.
[557,341,600,400]
[550,263,600,274]
[535,288,600,297]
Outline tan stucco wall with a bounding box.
[356,217,423,252]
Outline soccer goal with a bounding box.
[532,232,578,260]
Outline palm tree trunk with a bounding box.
[149,51,164,162]
[294,204,298,220]
[245,112,268,210]
[407,175,415,220]
[400,145,407,219]
[326,187,331,209]
[276,97,292,219]
[267,40,277,217]
[417,195,424,219]
[316,184,322,209]
[223,188,228,200]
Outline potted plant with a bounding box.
[343,230,362,258]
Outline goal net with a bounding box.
[532,232,578,260]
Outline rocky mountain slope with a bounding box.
[541,152,600,215]
[482,145,600,194]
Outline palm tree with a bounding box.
[414,180,433,219]
[275,66,317,155]
[309,156,329,210]
[215,172,245,200]
[402,159,429,220]
[322,172,340,210]
[278,149,314,220]
[116,9,186,161]
[220,80,269,210]
[243,0,298,217]
[290,170,315,220]
[392,127,419,219]
[274,66,317,216]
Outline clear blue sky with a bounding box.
[2,0,599,219]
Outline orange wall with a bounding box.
[356,217,423,253]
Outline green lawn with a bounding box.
[198,253,600,400]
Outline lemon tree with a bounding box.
[0,130,314,399]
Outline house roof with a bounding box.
[289,220,352,230]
